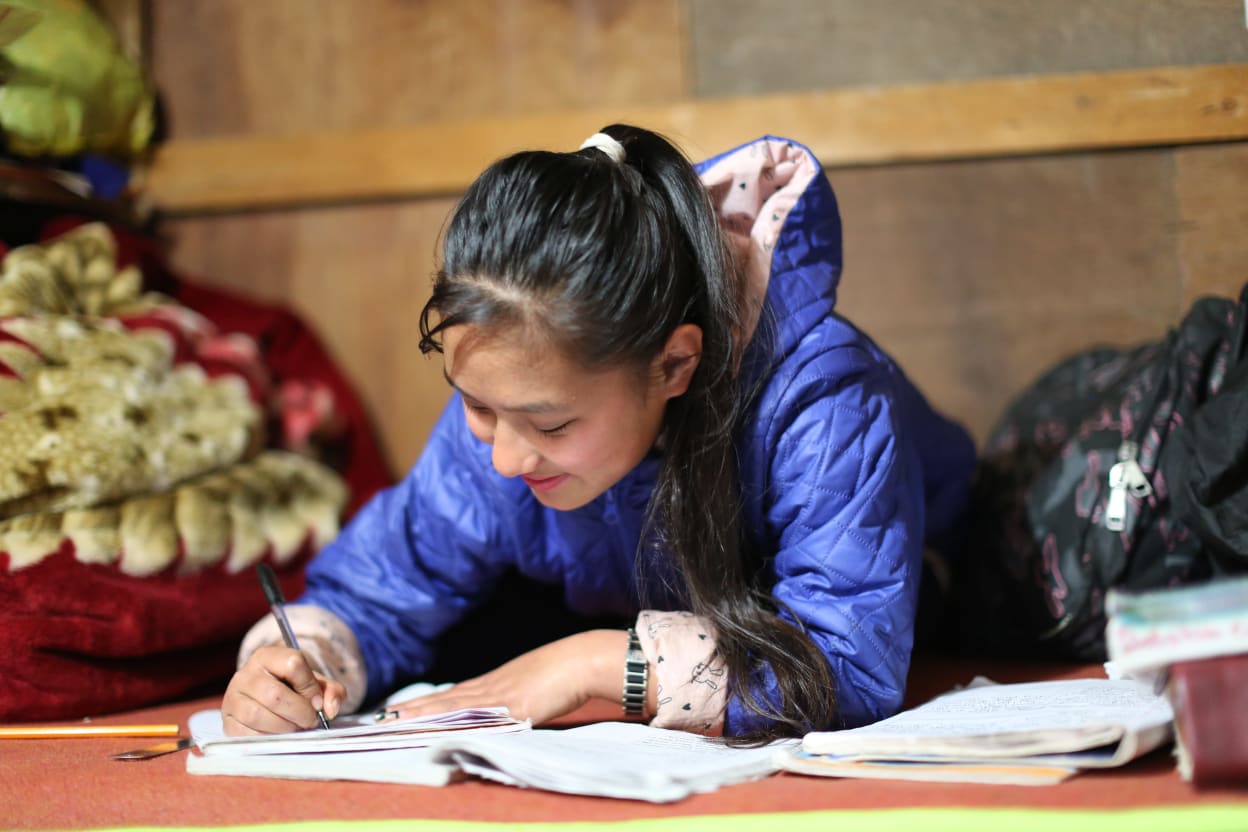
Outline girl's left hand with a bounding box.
[383,629,627,725]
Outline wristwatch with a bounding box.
[623,628,649,718]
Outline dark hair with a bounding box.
[418,124,836,743]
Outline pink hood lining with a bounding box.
[700,139,820,345]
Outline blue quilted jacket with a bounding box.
[300,136,976,735]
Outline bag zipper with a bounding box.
[1105,440,1153,532]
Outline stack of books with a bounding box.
[777,677,1173,786]
[1106,575,1248,787]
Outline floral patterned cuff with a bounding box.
[635,610,727,736]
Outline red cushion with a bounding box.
[0,545,309,722]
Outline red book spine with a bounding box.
[1167,653,1248,787]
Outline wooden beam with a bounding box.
[144,63,1248,214]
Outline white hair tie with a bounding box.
[579,132,626,164]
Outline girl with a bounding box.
[223,125,976,743]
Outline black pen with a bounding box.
[256,563,331,730]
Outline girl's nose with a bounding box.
[490,422,539,478]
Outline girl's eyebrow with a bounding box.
[442,368,564,414]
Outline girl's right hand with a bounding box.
[221,645,346,736]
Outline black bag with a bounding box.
[959,284,1248,661]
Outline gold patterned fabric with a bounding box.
[0,223,347,576]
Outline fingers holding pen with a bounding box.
[278,649,340,719]
[222,646,345,736]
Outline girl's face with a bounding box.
[441,323,699,511]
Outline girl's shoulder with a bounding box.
[750,312,899,401]
[738,313,913,455]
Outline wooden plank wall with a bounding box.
[148,0,1248,474]
[142,63,1248,211]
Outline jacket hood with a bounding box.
[696,136,844,357]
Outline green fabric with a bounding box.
[0,0,155,158]
[68,805,1248,832]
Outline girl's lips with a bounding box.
[522,473,568,492]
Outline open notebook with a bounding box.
[189,704,526,756]
[187,682,526,785]
[185,684,792,801]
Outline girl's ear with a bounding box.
[658,323,703,399]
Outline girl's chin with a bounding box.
[530,482,599,511]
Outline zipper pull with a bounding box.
[1105,441,1153,532]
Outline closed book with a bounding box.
[1167,653,1248,787]
[1105,576,1248,675]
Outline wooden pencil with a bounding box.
[0,724,181,739]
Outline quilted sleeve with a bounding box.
[726,347,926,735]
[294,394,523,704]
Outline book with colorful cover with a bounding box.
[1105,576,1248,675]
